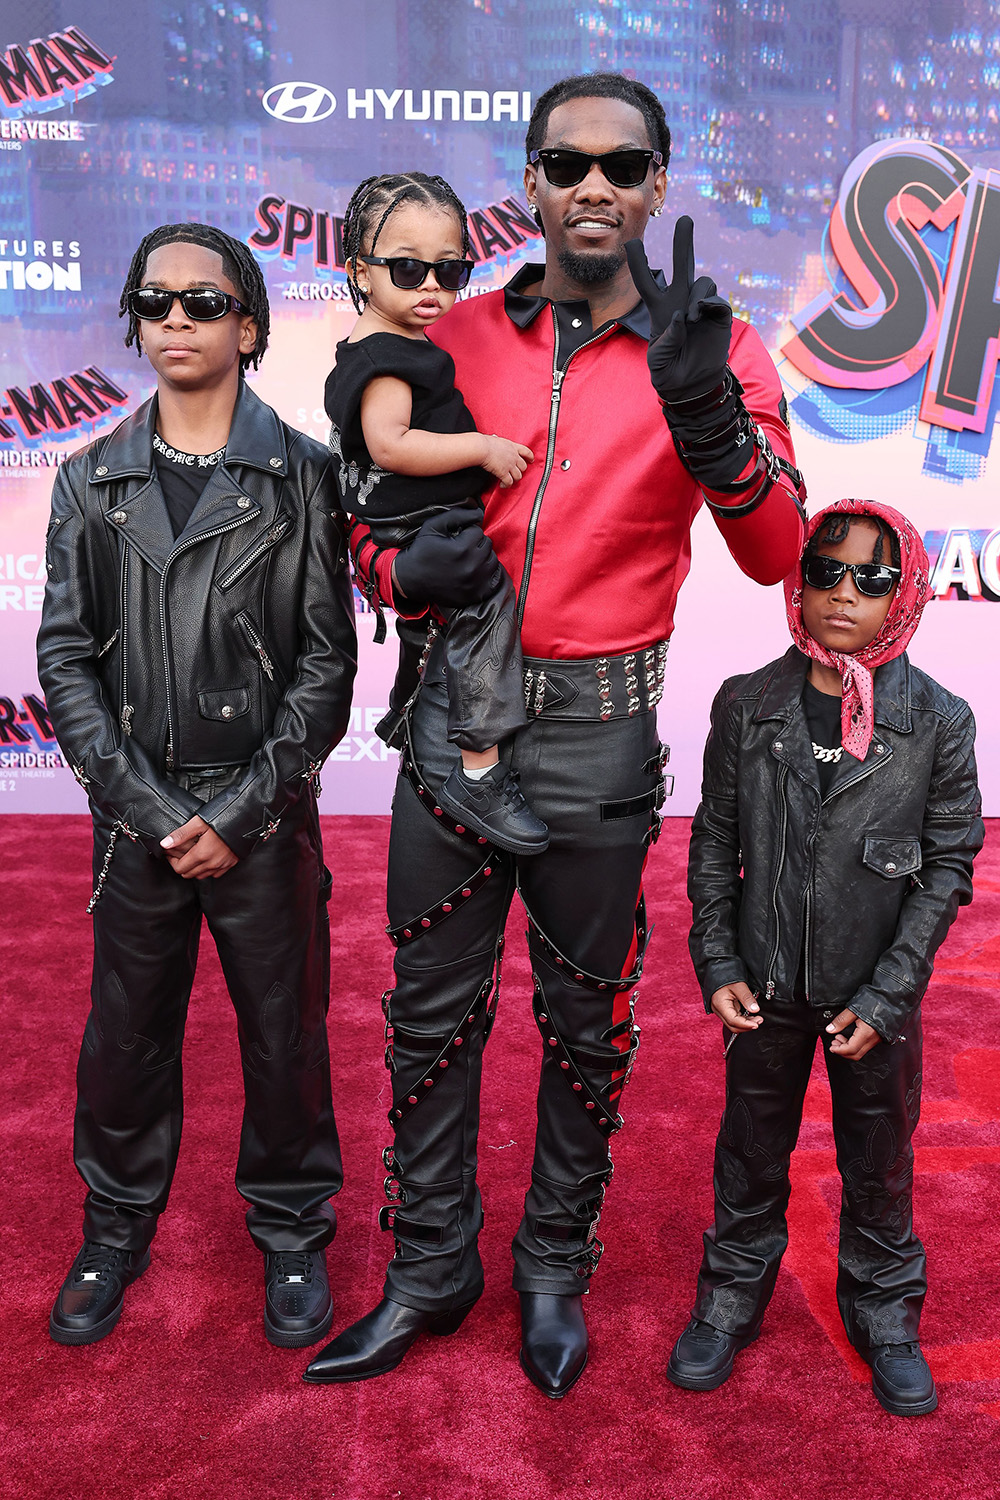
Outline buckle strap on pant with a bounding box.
[530,988,638,1140]
[523,890,650,993]
[386,849,505,946]
[386,936,503,1128]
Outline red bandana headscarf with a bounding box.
[784,499,931,761]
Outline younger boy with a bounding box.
[669,499,982,1415]
[37,224,357,1348]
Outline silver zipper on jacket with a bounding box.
[119,548,132,734]
[237,610,275,681]
[217,518,290,590]
[158,511,258,771]
[801,748,892,996]
[513,311,618,633]
[764,763,789,999]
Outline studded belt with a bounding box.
[522,641,669,722]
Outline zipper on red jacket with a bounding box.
[514,309,619,633]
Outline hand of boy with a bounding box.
[710,981,762,1033]
[160,815,238,879]
[826,1008,880,1060]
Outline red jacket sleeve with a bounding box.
[701,320,806,586]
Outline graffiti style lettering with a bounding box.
[921,170,1000,433]
[249,194,540,275]
[784,139,1000,440]
[0,366,127,441]
[783,140,969,389]
[0,27,115,116]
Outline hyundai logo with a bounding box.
[262,82,337,124]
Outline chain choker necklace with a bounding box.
[153,431,226,468]
[812,742,843,764]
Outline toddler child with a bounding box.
[669,499,983,1415]
[325,170,547,856]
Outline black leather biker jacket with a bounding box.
[688,647,983,1042]
[37,383,357,856]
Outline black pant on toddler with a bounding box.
[693,986,925,1355]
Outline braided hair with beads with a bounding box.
[119,222,270,374]
[342,172,471,315]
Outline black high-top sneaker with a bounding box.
[438,763,549,856]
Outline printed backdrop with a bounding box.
[2,0,999,814]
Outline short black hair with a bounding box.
[341,171,470,315]
[119,222,270,374]
[525,72,671,168]
[805,512,901,569]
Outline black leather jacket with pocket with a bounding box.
[688,647,983,1042]
[37,383,357,856]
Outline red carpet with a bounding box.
[2,815,998,1499]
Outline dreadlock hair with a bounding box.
[525,72,671,168]
[119,222,270,374]
[341,172,471,315]
[805,511,901,570]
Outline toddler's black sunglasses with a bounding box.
[128,287,248,321]
[358,255,474,292]
[528,147,663,189]
[802,556,900,597]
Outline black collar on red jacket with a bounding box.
[503,260,657,341]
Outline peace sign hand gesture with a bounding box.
[626,217,733,404]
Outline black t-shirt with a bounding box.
[802,676,843,796]
[324,332,488,525]
[153,435,224,538]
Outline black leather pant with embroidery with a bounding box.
[75,776,341,1254]
[693,988,925,1353]
[378,646,663,1313]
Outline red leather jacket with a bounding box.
[350,276,804,659]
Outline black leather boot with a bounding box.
[263,1249,333,1348]
[49,1241,151,1345]
[667,1317,760,1390]
[518,1292,588,1398]
[302,1295,478,1383]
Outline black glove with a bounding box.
[626,219,733,403]
[392,507,501,608]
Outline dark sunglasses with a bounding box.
[128,287,249,321]
[802,556,901,598]
[358,255,474,292]
[528,147,663,189]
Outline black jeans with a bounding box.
[75,778,341,1254]
[693,988,925,1353]
[378,643,663,1312]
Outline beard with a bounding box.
[556,244,625,286]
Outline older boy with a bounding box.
[669,500,983,1415]
[37,224,357,1348]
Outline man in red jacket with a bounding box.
[305,72,806,1396]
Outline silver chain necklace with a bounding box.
[153,431,226,468]
[812,742,843,763]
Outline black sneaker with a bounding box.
[437,763,549,857]
[666,1317,760,1391]
[264,1249,333,1348]
[49,1241,151,1345]
[868,1341,938,1415]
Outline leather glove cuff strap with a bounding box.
[659,368,737,418]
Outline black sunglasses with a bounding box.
[358,255,474,292]
[528,147,663,189]
[802,556,901,598]
[128,287,249,322]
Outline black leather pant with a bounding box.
[693,988,925,1353]
[75,778,341,1254]
[378,646,662,1313]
